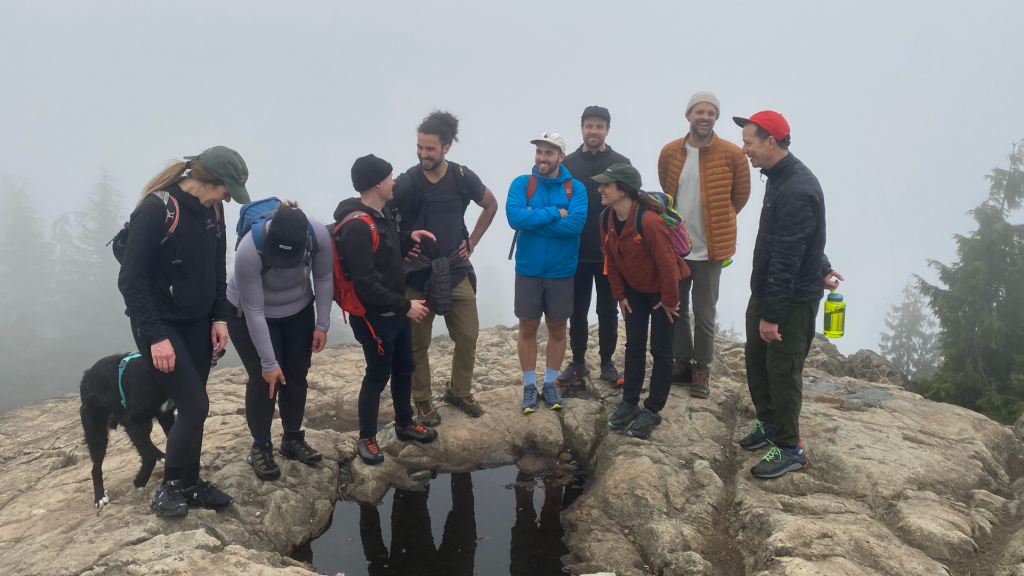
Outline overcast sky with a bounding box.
[2,0,1022,358]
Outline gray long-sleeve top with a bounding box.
[227,216,334,371]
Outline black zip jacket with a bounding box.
[333,198,414,317]
[750,153,833,324]
[561,144,631,263]
[118,185,229,345]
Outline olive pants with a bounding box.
[408,278,479,402]
[744,296,820,448]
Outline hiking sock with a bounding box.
[163,465,183,485]
[181,462,201,488]
[543,367,559,386]
[282,429,303,441]
[253,437,272,445]
[523,370,536,388]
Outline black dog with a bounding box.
[80,349,226,508]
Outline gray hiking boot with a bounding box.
[607,401,642,430]
[557,362,590,385]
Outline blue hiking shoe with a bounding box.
[521,386,539,414]
[607,401,642,429]
[626,408,662,439]
[739,420,775,451]
[541,384,564,410]
[751,442,808,479]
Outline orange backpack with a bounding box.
[331,211,383,355]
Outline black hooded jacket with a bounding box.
[561,144,631,264]
[750,153,833,324]
[333,198,414,317]
[117,185,229,345]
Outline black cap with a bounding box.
[264,206,309,269]
[581,105,611,124]
[351,154,394,192]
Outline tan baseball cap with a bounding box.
[530,132,566,153]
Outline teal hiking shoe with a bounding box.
[751,442,808,479]
[541,384,564,410]
[739,420,775,451]
[607,401,642,429]
[626,408,662,439]
[521,386,539,414]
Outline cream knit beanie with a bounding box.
[686,91,720,115]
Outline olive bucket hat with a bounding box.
[185,146,250,204]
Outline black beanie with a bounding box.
[351,154,394,192]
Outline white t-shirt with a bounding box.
[674,142,707,261]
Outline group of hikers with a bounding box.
[116,93,843,518]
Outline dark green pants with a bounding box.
[744,296,820,447]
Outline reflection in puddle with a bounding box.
[294,466,585,576]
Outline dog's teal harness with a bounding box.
[118,353,142,408]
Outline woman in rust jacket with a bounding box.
[594,163,689,440]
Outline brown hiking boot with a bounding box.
[415,399,441,426]
[690,367,710,399]
[443,387,484,418]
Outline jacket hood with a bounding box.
[531,163,572,184]
[333,197,377,222]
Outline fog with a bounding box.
[1,1,1022,412]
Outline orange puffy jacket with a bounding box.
[657,133,751,262]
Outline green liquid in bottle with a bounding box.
[823,289,845,339]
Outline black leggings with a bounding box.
[131,317,213,478]
[227,302,315,441]
[622,283,675,412]
[352,313,415,439]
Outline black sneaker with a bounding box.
[358,437,385,465]
[395,423,438,444]
[248,442,282,480]
[150,480,188,518]
[599,362,625,388]
[556,362,590,385]
[279,431,323,465]
[751,442,808,479]
[626,408,662,439]
[671,361,693,384]
[183,478,233,511]
[739,420,776,451]
[607,401,642,430]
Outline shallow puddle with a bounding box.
[293,465,586,575]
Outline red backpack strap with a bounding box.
[337,211,379,252]
[563,179,573,201]
[164,194,180,233]
[525,175,538,204]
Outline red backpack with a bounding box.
[331,211,383,355]
[506,175,574,259]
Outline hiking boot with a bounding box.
[541,384,564,410]
[358,437,384,465]
[556,362,590,385]
[247,442,282,481]
[672,360,693,384]
[395,423,438,444]
[600,361,625,388]
[443,388,484,418]
[150,479,189,518]
[626,408,663,439]
[279,431,323,465]
[751,442,808,479]
[415,399,441,426]
[690,366,710,399]
[607,401,642,430]
[183,478,233,511]
[739,420,775,451]
[521,386,539,414]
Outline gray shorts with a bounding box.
[514,274,574,322]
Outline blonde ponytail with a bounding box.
[136,159,225,207]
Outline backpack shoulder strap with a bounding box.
[563,179,573,201]
[634,203,647,246]
[337,211,379,253]
[449,161,472,210]
[600,206,611,237]
[525,175,538,204]
[152,190,180,234]
[306,220,319,256]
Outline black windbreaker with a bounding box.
[561,144,631,264]
[333,198,413,317]
[750,153,833,324]
[117,185,229,345]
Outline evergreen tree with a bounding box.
[879,281,940,379]
[917,141,1024,424]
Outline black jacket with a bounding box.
[750,154,832,324]
[333,198,414,317]
[118,185,229,345]
[561,144,631,264]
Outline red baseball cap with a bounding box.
[733,111,790,141]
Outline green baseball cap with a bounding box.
[185,146,250,204]
[591,163,642,190]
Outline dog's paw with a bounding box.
[96,492,110,509]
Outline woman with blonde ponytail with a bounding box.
[117,146,251,518]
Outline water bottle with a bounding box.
[722,257,733,268]
[823,289,845,339]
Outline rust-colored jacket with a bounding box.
[657,132,751,261]
[603,202,690,308]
